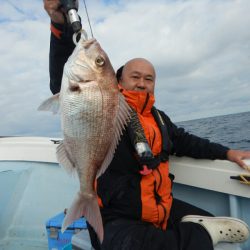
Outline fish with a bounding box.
[38,37,131,242]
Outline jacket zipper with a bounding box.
[153,178,167,228]
[156,168,162,192]
[159,203,167,228]
[151,127,156,148]
[141,93,150,115]
[155,169,167,228]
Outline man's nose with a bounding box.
[137,78,146,87]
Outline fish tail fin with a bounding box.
[62,192,104,243]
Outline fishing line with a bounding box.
[82,0,94,38]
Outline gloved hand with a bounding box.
[135,142,161,174]
[138,156,161,171]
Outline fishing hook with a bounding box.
[73,29,88,45]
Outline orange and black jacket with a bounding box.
[49,22,230,228]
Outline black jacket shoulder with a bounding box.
[158,109,229,160]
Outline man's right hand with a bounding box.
[43,0,65,24]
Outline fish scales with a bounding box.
[62,84,119,190]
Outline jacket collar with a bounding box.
[119,85,155,115]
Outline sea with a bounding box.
[176,111,250,151]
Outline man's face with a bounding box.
[119,58,156,94]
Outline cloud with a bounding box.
[0,0,249,137]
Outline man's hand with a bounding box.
[43,0,65,24]
[227,149,250,171]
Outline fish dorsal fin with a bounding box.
[56,141,76,174]
[37,93,60,114]
[96,92,131,178]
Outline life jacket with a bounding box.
[119,87,173,229]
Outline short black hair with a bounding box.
[116,65,124,82]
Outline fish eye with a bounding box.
[95,56,105,67]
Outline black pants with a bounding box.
[88,198,214,250]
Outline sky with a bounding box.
[0,0,250,137]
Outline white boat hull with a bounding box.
[0,137,249,250]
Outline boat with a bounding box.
[0,136,249,250]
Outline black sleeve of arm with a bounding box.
[161,112,229,160]
[49,22,75,94]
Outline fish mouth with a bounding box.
[83,38,97,49]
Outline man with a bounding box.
[44,1,250,249]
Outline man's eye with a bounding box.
[131,75,139,79]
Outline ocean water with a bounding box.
[176,111,250,151]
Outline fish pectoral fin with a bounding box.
[62,192,104,243]
[57,142,76,174]
[97,92,131,178]
[37,93,60,114]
